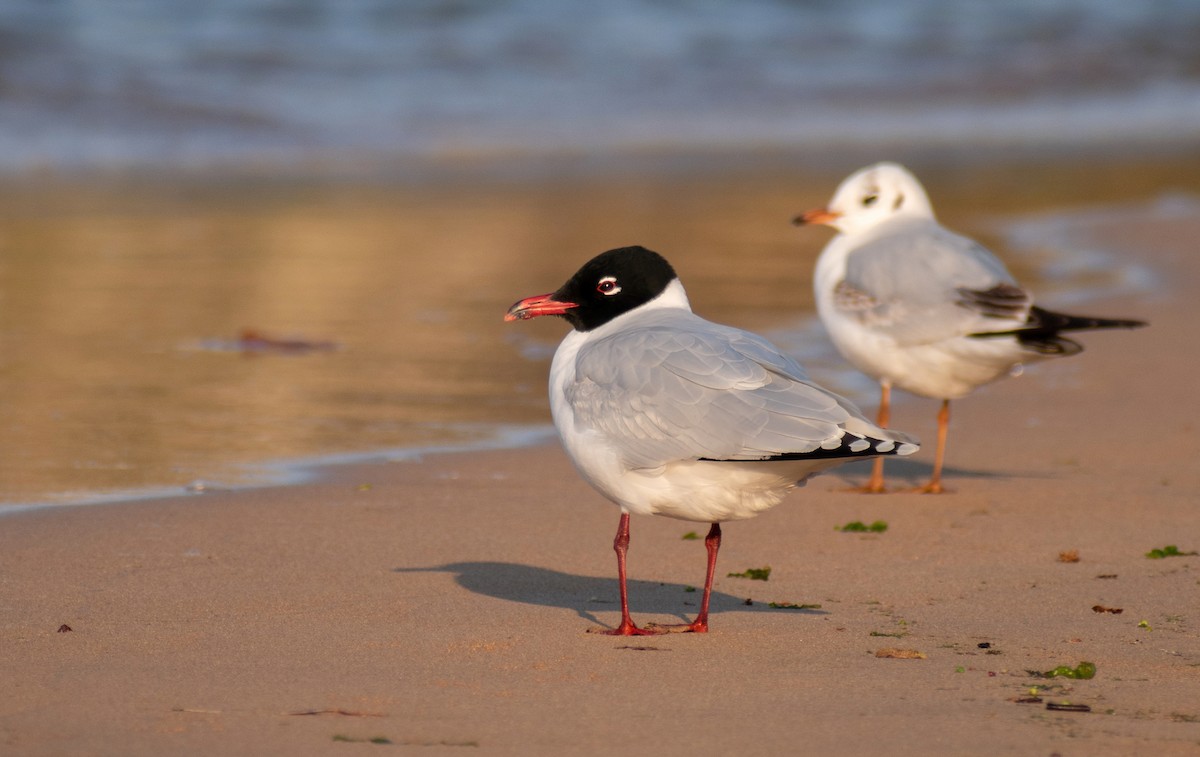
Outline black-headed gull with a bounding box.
[505,245,918,635]
[794,162,1146,494]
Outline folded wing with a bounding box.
[839,219,1030,344]
[566,310,910,469]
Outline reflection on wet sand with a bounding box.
[0,153,1194,505]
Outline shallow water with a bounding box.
[0,157,1193,507]
[2,3,1198,508]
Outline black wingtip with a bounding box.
[1028,307,1148,333]
[700,434,918,463]
[969,307,1147,351]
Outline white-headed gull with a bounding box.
[794,162,1146,494]
[505,245,918,635]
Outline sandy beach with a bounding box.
[2,160,1199,756]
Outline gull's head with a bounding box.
[505,245,687,332]
[793,162,934,236]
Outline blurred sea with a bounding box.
[2,0,1199,175]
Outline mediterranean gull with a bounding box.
[505,245,918,635]
[794,162,1146,494]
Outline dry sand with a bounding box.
[2,179,1199,756]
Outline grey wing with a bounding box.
[840,219,1030,344]
[567,314,873,469]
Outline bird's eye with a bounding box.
[596,276,621,296]
[862,194,879,207]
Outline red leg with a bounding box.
[594,512,658,636]
[646,522,720,634]
[691,522,722,632]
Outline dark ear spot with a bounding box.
[893,193,905,210]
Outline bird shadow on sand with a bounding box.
[829,457,1055,489]
[393,561,826,631]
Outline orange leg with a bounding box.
[915,399,950,494]
[853,380,891,494]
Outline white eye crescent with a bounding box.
[597,276,621,296]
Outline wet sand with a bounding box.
[2,157,1199,755]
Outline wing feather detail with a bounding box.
[837,218,1025,344]
[565,310,901,469]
